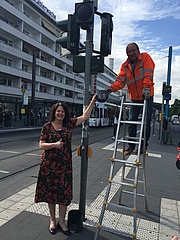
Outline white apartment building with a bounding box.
[0,0,120,127]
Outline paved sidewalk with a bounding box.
[0,127,180,240]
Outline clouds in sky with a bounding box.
[43,0,180,104]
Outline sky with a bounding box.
[42,0,180,104]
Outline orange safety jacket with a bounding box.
[111,52,155,100]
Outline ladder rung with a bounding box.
[118,139,140,145]
[107,202,132,212]
[123,102,144,106]
[113,158,137,165]
[125,177,144,183]
[98,225,132,238]
[127,136,145,140]
[111,179,133,187]
[120,120,142,124]
[122,190,145,197]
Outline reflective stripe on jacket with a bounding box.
[111,52,155,100]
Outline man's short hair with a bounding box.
[126,43,140,53]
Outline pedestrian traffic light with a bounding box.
[56,14,80,55]
[100,12,113,56]
[75,1,94,30]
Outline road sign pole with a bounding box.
[165,46,172,121]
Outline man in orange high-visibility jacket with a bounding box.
[106,43,155,155]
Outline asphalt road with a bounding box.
[0,122,179,202]
[0,125,114,201]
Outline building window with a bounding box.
[0,78,6,85]
[7,59,12,66]
[40,71,47,77]
[0,36,7,44]
[23,30,29,35]
[0,57,7,65]
[7,79,12,86]
[22,64,28,71]
[54,88,58,95]
[8,40,13,46]
[40,86,47,93]
[41,56,47,62]
[59,89,63,95]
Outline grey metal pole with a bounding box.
[31,54,36,126]
[79,24,94,221]
[160,83,165,144]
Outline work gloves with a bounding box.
[105,87,113,94]
[142,88,150,100]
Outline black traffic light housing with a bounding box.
[75,1,94,30]
[56,14,80,55]
[100,12,113,56]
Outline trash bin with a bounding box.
[67,209,83,233]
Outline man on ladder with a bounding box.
[106,42,155,155]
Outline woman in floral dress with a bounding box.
[35,95,96,235]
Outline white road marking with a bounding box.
[0,150,41,175]
[103,143,161,158]
[0,150,20,154]
[26,153,41,156]
[0,170,9,174]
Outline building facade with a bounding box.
[0,0,120,128]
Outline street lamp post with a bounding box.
[21,87,26,126]
[31,54,36,126]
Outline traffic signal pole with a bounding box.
[79,19,94,221]
[55,0,113,221]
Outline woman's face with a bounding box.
[55,105,65,121]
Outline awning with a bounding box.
[42,20,59,37]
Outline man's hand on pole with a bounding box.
[142,88,150,100]
[105,87,113,94]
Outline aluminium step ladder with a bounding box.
[94,95,148,239]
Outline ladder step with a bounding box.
[123,102,144,106]
[107,202,132,212]
[120,120,142,124]
[128,136,144,140]
[125,177,144,183]
[98,225,132,239]
[118,139,140,145]
[122,189,145,197]
[111,179,133,187]
[113,158,137,165]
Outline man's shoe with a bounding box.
[134,147,147,155]
[124,147,133,155]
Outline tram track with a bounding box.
[0,127,112,181]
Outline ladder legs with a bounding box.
[94,96,148,239]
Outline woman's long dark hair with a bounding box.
[49,102,70,125]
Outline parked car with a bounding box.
[171,115,179,125]
[172,118,180,125]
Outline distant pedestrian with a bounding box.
[0,109,3,128]
[112,112,119,140]
[3,109,10,128]
[34,95,96,236]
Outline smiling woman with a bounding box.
[34,95,96,235]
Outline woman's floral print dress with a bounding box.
[35,119,77,206]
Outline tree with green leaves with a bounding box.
[169,99,180,116]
